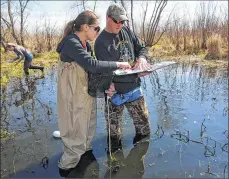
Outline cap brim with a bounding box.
[113,15,128,22]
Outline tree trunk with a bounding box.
[82,0,86,10]
[201,27,207,49]
[20,3,24,46]
[130,0,135,33]
[93,0,97,12]
[8,0,20,44]
[142,1,148,44]
[183,35,186,51]
[120,0,130,28]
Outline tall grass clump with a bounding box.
[204,34,222,60]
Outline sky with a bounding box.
[1,1,228,34]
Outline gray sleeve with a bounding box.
[63,39,118,73]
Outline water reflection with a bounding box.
[104,136,149,178]
[1,61,228,178]
[1,73,59,178]
[64,150,99,178]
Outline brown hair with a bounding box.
[63,10,99,37]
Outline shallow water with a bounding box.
[1,62,228,178]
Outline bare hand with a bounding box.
[132,57,152,71]
[106,83,116,97]
[116,62,131,70]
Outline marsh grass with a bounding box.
[149,35,228,61]
[0,129,14,142]
[205,34,223,60]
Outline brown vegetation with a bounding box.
[1,0,228,60]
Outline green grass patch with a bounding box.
[199,51,206,58]
[0,130,13,142]
[1,47,5,53]
[152,44,162,49]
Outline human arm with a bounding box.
[94,39,117,93]
[8,48,25,65]
[63,38,130,73]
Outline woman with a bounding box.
[56,10,131,172]
[6,43,44,75]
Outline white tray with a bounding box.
[114,61,177,76]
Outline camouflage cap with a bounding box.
[106,3,128,22]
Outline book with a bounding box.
[114,61,177,76]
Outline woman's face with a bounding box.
[86,20,100,41]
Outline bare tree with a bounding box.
[173,14,181,51]
[141,1,148,42]
[199,1,208,49]
[93,0,97,12]
[34,21,43,53]
[70,0,88,14]
[198,1,217,50]
[82,0,86,10]
[70,1,83,14]
[44,19,57,51]
[182,19,188,51]
[2,0,31,46]
[7,0,20,44]
[1,6,11,46]
[130,0,135,33]
[141,0,169,47]
[18,0,30,46]
[220,5,228,40]
[120,0,130,28]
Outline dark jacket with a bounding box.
[56,33,118,73]
[95,26,148,94]
[56,33,117,97]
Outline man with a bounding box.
[94,3,152,151]
[6,43,44,75]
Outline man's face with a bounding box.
[107,16,126,34]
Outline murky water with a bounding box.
[1,62,228,178]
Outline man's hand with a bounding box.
[106,83,116,97]
[132,57,153,77]
[132,57,152,71]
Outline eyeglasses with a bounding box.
[89,25,100,33]
[108,16,125,24]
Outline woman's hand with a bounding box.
[116,62,131,70]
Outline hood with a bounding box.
[56,37,66,54]
[56,34,75,53]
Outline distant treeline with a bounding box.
[1,0,228,59]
